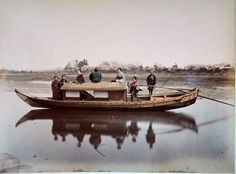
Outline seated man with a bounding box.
[89,68,102,83]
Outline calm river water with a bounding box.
[0,79,234,173]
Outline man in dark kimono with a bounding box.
[89,67,102,83]
[58,74,69,100]
[128,120,140,143]
[146,70,156,96]
[146,122,155,149]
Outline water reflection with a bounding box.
[16,110,198,150]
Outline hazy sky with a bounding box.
[0,0,234,70]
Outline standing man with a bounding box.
[146,70,156,96]
[146,122,155,149]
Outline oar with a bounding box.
[198,94,235,107]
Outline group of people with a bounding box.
[52,119,155,150]
[128,69,156,101]
[51,74,69,100]
[51,68,102,100]
[51,67,157,101]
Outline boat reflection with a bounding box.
[16,109,198,150]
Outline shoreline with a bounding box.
[0,71,235,82]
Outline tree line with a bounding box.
[63,59,234,73]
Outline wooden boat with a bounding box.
[15,82,199,111]
[16,109,198,149]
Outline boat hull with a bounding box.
[15,89,199,111]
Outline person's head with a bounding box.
[61,74,66,80]
[54,76,58,80]
[150,69,154,74]
[94,67,98,72]
[117,67,122,72]
[132,76,137,81]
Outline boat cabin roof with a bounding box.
[61,82,127,91]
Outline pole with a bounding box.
[198,95,234,107]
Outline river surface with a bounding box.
[0,79,234,173]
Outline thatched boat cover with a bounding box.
[61,82,127,91]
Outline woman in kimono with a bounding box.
[115,68,126,83]
[51,76,59,100]
[76,69,85,84]
[76,69,86,100]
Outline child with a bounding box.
[130,76,139,101]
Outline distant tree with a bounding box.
[75,60,79,67]
[139,65,143,71]
[101,61,110,66]
[154,64,158,70]
[77,59,88,69]
[126,64,138,71]
[64,62,72,71]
